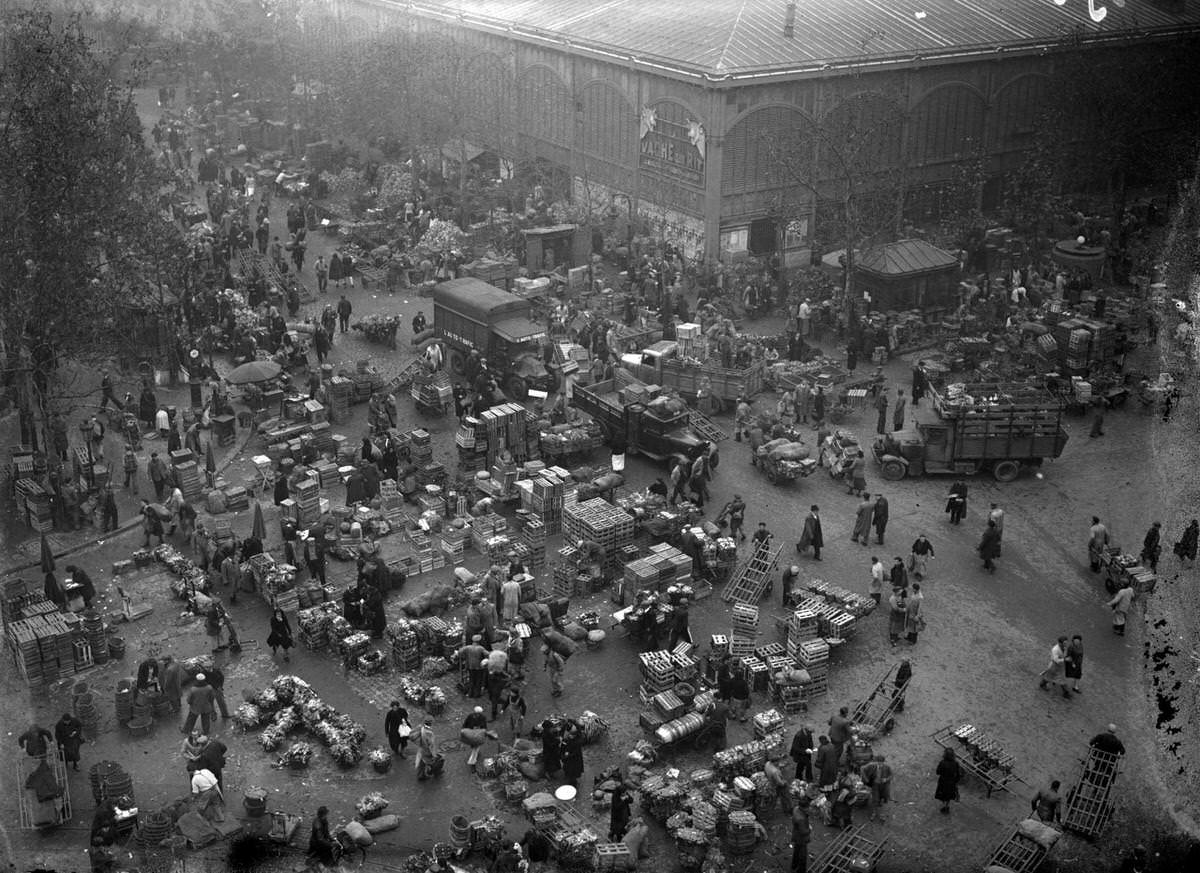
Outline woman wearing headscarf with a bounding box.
[267,609,294,661]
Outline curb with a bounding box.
[1,426,257,577]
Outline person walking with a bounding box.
[308,806,336,868]
[337,294,352,333]
[1108,581,1134,635]
[1038,636,1072,698]
[122,445,139,493]
[722,494,747,543]
[781,564,801,608]
[989,503,1005,539]
[669,456,689,505]
[789,724,815,782]
[874,392,889,435]
[415,718,441,780]
[764,755,793,813]
[560,726,585,788]
[501,685,526,738]
[728,668,751,722]
[1141,522,1163,573]
[887,588,908,646]
[945,480,968,525]
[148,452,168,501]
[889,556,908,592]
[934,747,963,813]
[182,673,216,735]
[1088,516,1110,572]
[207,665,232,719]
[1031,780,1063,825]
[99,370,124,411]
[609,784,632,841]
[828,706,852,763]
[1065,634,1084,693]
[797,505,823,561]
[267,609,293,661]
[846,450,867,497]
[55,712,83,771]
[978,520,1002,573]
[161,655,183,713]
[868,556,885,604]
[314,255,328,293]
[892,389,907,432]
[814,736,839,788]
[812,386,826,428]
[859,755,893,821]
[909,534,935,580]
[911,361,928,407]
[1173,519,1199,567]
[751,522,773,559]
[790,796,812,873]
[850,493,873,545]
[872,494,889,545]
[462,706,488,767]
[905,583,924,644]
[668,598,693,650]
[544,645,566,698]
[385,700,412,758]
[458,635,489,698]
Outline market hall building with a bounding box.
[330,0,1200,263]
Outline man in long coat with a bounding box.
[797,505,824,561]
[851,495,874,545]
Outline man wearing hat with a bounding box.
[791,794,812,873]
[457,636,490,699]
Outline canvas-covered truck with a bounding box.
[872,382,1068,482]
[434,278,556,400]
[571,374,723,463]
[620,341,764,412]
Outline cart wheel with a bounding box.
[881,460,905,481]
[992,460,1020,483]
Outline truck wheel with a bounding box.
[448,350,467,376]
[881,460,905,481]
[504,375,528,401]
[992,460,1021,483]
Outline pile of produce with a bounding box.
[356,792,390,819]
[419,219,466,252]
[281,741,314,768]
[539,421,602,456]
[248,675,368,767]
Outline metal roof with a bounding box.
[391,0,1200,78]
[856,239,958,277]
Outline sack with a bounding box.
[397,723,412,738]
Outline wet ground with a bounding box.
[1,88,1198,873]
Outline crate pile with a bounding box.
[15,479,53,532]
[292,477,322,525]
[455,422,487,476]
[521,518,547,570]
[480,403,527,462]
[470,513,509,555]
[804,579,876,618]
[623,544,693,594]
[520,468,574,535]
[6,607,80,687]
[729,603,759,659]
[348,361,387,403]
[794,639,829,699]
[327,376,353,421]
[675,323,704,358]
[170,450,204,504]
[440,524,468,564]
[564,498,635,575]
[638,651,676,707]
[379,480,406,527]
[411,369,452,408]
[1053,316,1114,373]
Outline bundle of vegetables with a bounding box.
[398,677,428,703]
[272,675,316,706]
[281,742,314,767]
[417,657,451,679]
[320,167,365,194]
[377,165,415,208]
[330,737,364,767]
[233,703,265,729]
[366,749,392,769]
[260,724,287,751]
[765,441,810,461]
[356,791,390,819]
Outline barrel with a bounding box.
[114,687,134,724]
[108,637,126,659]
[673,682,696,708]
[73,692,96,715]
[242,788,268,818]
[138,810,173,846]
[448,815,471,848]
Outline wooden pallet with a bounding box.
[17,750,72,829]
[1061,747,1121,839]
[687,408,729,443]
[985,829,1047,873]
[721,544,781,605]
[931,722,1020,797]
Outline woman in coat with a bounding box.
[847,451,867,496]
[138,385,158,431]
[978,520,1002,573]
[1107,582,1134,636]
[541,721,562,777]
[328,252,345,288]
[1065,635,1084,693]
[609,785,632,841]
[55,712,83,771]
[850,495,873,544]
[934,748,963,813]
[887,588,908,646]
[415,718,440,780]
[267,609,293,661]
[904,583,924,644]
[945,480,968,524]
[1174,519,1199,567]
[560,727,585,788]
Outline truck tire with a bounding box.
[992,460,1021,482]
[448,349,467,376]
[503,374,528,401]
[881,460,906,481]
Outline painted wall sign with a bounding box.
[639,101,706,188]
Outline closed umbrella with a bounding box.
[251,501,266,541]
[226,360,282,385]
[205,442,217,487]
[40,534,55,574]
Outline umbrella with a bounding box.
[226,360,282,385]
[251,501,266,541]
[40,534,55,574]
[205,442,217,486]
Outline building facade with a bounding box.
[326,0,1200,263]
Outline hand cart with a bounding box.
[932,722,1023,797]
[850,662,910,735]
[1061,746,1121,839]
[810,825,887,873]
[17,750,72,829]
[983,819,1061,873]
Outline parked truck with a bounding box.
[433,278,556,400]
[571,374,725,463]
[872,382,1068,482]
[620,341,765,411]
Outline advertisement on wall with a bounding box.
[639,101,706,189]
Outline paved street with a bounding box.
[0,91,1196,873]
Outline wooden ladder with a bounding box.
[722,544,782,605]
[688,409,729,443]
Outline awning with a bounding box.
[494,317,546,344]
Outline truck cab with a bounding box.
[874,426,979,479]
[625,401,704,461]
